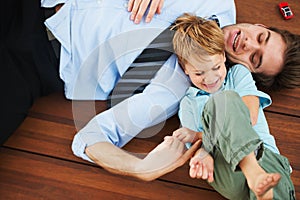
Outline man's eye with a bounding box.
[258,33,263,43]
[251,53,256,64]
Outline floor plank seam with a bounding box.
[28,111,75,126]
[265,110,300,118]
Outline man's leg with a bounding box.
[0,0,63,144]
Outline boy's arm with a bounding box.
[231,65,263,126]
[242,95,259,126]
[189,146,214,183]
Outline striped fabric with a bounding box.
[108,15,221,106]
[108,27,174,107]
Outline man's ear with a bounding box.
[255,24,268,28]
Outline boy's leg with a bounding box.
[254,148,296,200]
[209,150,250,200]
[201,91,262,169]
[239,151,281,199]
[201,91,294,199]
[201,91,278,199]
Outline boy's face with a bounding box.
[184,53,227,94]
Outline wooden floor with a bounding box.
[1,0,299,199]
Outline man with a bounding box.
[40,0,300,179]
[1,0,64,144]
[222,23,300,90]
[43,0,236,179]
[2,0,299,179]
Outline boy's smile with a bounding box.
[184,53,227,93]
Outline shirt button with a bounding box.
[97,0,102,4]
[124,2,128,8]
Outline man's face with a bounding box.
[222,23,286,76]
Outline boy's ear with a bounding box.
[182,66,190,75]
[223,52,226,63]
[184,69,189,75]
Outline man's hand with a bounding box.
[127,0,164,24]
[189,147,214,183]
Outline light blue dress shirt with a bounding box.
[41,0,236,162]
[179,64,280,154]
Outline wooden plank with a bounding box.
[4,112,300,198]
[235,0,300,35]
[0,148,224,200]
[266,113,300,199]
[29,89,300,129]
[29,92,107,129]
[3,116,214,191]
[266,88,300,117]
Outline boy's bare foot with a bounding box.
[143,136,186,169]
[253,173,281,200]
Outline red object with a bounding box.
[279,2,294,19]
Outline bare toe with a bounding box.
[256,173,281,197]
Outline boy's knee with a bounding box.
[207,90,241,108]
[214,90,239,100]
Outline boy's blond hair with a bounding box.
[171,13,225,68]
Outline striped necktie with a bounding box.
[108,27,174,107]
[108,15,220,107]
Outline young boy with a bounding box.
[171,13,295,200]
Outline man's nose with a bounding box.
[242,37,259,51]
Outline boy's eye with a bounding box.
[194,71,204,76]
[213,65,221,70]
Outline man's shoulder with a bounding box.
[229,64,250,74]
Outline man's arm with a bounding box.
[85,142,143,176]
[74,56,192,180]
[86,139,201,181]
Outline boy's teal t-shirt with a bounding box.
[179,64,279,154]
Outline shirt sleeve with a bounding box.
[72,55,191,162]
[230,64,272,109]
[178,97,199,132]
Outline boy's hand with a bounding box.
[173,127,201,144]
[189,148,214,183]
[128,0,164,24]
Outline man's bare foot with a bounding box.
[252,173,281,200]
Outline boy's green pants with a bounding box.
[201,91,295,200]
